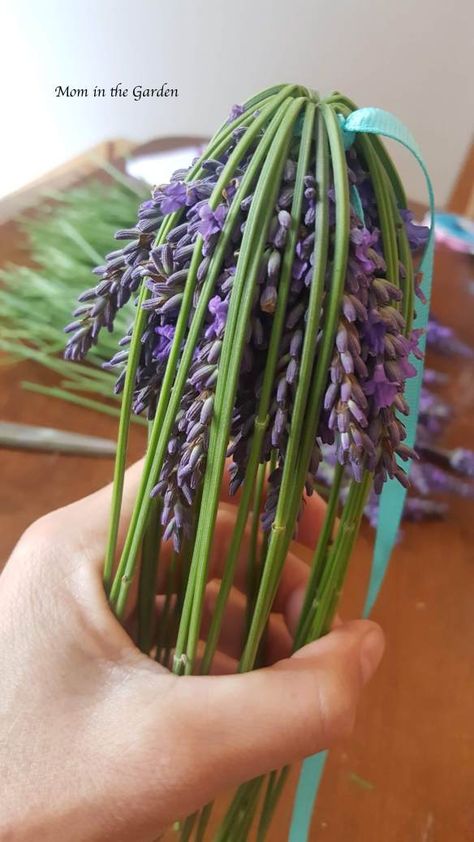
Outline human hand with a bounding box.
[0,462,384,841]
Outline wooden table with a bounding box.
[0,161,473,841]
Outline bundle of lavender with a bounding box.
[65,84,430,837]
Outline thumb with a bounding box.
[173,620,384,796]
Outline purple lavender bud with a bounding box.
[286,301,305,329]
[207,340,222,364]
[342,296,357,322]
[324,382,338,411]
[341,351,354,375]
[286,358,298,385]
[337,409,349,433]
[200,396,214,424]
[397,444,415,462]
[260,286,278,314]
[197,256,211,282]
[115,228,141,240]
[372,277,403,303]
[393,394,409,415]
[290,329,303,358]
[278,210,291,230]
[348,399,368,427]
[278,186,294,208]
[351,427,375,456]
[340,431,350,451]
[64,319,84,334]
[267,250,281,280]
[190,364,215,388]
[393,466,410,489]
[336,323,348,353]
[379,305,405,331]
[168,437,179,455]
[161,293,184,313]
[276,376,288,405]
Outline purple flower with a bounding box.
[364,363,399,408]
[400,209,430,251]
[153,324,175,361]
[159,181,188,214]
[197,203,227,240]
[228,104,244,123]
[362,310,386,355]
[350,227,378,274]
[205,295,229,339]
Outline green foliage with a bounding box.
[0,165,149,411]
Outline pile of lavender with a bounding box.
[65,85,434,839]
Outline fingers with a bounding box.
[155,504,310,610]
[219,458,327,552]
[169,620,384,796]
[200,581,293,663]
[295,492,328,550]
[28,455,326,585]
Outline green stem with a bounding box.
[155,550,178,663]
[357,134,399,287]
[198,100,315,675]
[214,779,262,842]
[175,97,306,676]
[177,813,196,842]
[194,802,213,842]
[294,462,344,649]
[239,102,344,672]
[231,776,265,840]
[137,499,162,654]
[252,478,370,840]
[245,461,267,630]
[256,768,290,841]
[307,474,371,640]
[21,381,146,425]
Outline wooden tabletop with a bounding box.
[0,164,473,841]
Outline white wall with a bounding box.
[2,0,473,205]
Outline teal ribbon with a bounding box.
[289,107,435,842]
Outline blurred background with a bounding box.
[1,0,473,204]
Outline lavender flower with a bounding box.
[65,109,433,547]
[399,209,430,251]
[227,103,245,123]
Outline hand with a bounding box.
[0,462,384,842]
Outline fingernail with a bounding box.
[360,628,385,685]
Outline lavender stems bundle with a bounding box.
[66,84,427,839]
